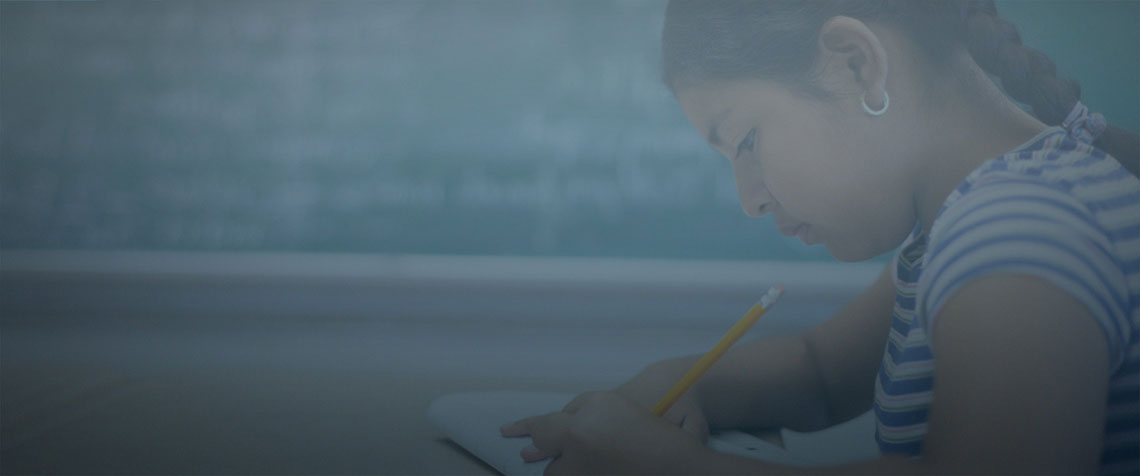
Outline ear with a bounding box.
[813,16,889,109]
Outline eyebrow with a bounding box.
[705,108,732,147]
[706,122,722,147]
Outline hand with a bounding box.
[499,391,709,475]
[612,359,710,444]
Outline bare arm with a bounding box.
[801,262,896,427]
[657,262,895,432]
[683,274,1109,475]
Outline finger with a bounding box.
[662,406,686,426]
[523,411,572,462]
[500,417,532,437]
[503,410,562,437]
[660,392,699,425]
[520,444,547,463]
[680,413,710,445]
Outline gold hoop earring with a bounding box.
[861,90,889,116]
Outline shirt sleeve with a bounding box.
[917,175,1131,372]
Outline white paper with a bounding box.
[428,391,878,476]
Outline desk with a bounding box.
[2,322,765,475]
[1,252,875,474]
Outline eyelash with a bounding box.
[735,128,757,160]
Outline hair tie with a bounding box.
[1060,101,1108,145]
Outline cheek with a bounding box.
[820,180,916,258]
[806,136,888,204]
[760,143,842,217]
[759,107,848,201]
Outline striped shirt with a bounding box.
[872,125,1140,475]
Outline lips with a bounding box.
[777,223,805,237]
[796,224,816,245]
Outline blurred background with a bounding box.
[4,0,1133,262]
[1,1,1137,475]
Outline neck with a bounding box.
[911,65,1049,238]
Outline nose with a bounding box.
[741,198,771,218]
[734,173,773,218]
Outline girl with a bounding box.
[500,1,1140,474]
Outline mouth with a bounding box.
[778,223,805,237]
[795,224,816,245]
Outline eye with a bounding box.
[735,128,757,160]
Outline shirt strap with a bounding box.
[1060,101,1108,145]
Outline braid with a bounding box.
[960,1,1078,126]
[960,0,1139,175]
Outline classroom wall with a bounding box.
[2,0,1136,262]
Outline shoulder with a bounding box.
[930,128,1139,242]
[917,150,1137,371]
[929,164,1115,260]
[926,141,1138,278]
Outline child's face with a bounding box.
[676,78,918,262]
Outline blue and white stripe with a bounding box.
[873,125,1140,475]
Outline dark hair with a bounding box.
[661,0,1139,176]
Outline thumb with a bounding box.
[679,413,710,445]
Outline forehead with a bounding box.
[674,79,779,144]
[675,82,737,119]
[675,78,783,122]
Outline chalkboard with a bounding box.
[2,0,1136,261]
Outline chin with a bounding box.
[825,242,880,263]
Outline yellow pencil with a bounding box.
[651,285,784,417]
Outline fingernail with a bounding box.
[520,444,542,461]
